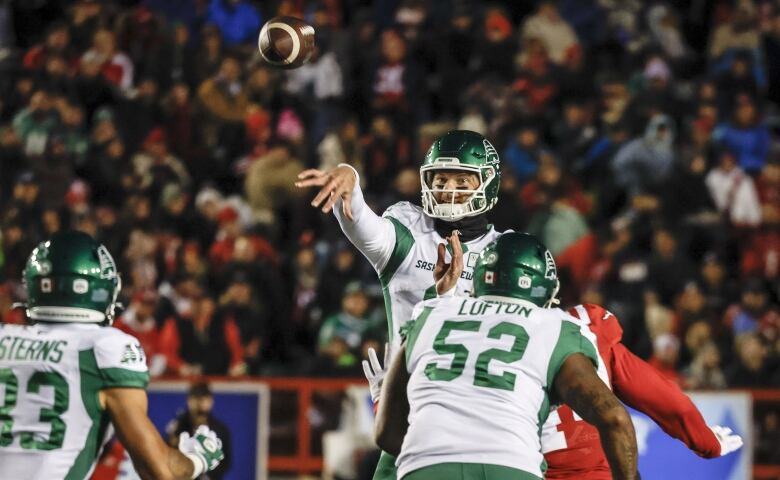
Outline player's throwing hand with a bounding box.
[295,165,358,220]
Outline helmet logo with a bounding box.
[544,250,557,280]
[485,271,495,284]
[97,245,117,280]
[41,278,52,293]
[518,276,532,288]
[483,139,499,164]
[73,279,89,294]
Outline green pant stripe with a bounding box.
[402,462,542,480]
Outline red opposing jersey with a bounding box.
[542,304,721,479]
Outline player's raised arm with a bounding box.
[103,388,224,480]
[554,352,639,480]
[296,164,396,270]
[610,342,741,458]
[374,344,410,457]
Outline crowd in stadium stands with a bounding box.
[0,0,779,429]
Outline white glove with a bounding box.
[179,425,225,479]
[362,344,390,403]
[709,425,743,456]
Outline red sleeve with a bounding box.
[158,318,184,373]
[223,318,244,369]
[610,343,721,458]
[567,304,623,348]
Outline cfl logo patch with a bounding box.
[518,276,532,288]
[485,271,495,284]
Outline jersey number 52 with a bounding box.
[425,320,529,391]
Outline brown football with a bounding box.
[258,16,315,69]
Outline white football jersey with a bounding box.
[396,296,598,479]
[0,322,149,480]
[337,199,506,348]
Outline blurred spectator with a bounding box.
[661,152,719,228]
[81,29,134,91]
[131,127,191,202]
[12,90,59,158]
[166,381,232,479]
[625,56,682,133]
[367,28,426,128]
[118,76,163,151]
[22,21,76,71]
[705,148,762,228]
[361,114,411,195]
[648,333,683,385]
[647,226,697,306]
[206,0,261,46]
[520,154,591,217]
[159,296,246,376]
[194,24,225,87]
[318,282,382,369]
[503,121,546,183]
[285,36,344,146]
[715,51,760,116]
[317,116,364,177]
[612,114,676,196]
[216,271,266,373]
[316,242,367,318]
[723,278,779,343]
[684,341,727,389]
[708,1,760,59]
[245,143,305,225]
[646,4,690,61]
[712,95,769,173]
[473,8,516,81]
[725,332,775,388]
[196,55,248,170]
[521,2,580,65]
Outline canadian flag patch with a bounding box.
[485,271,495,284]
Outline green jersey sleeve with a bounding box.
[546,319,598,403]
[94,329,150,389]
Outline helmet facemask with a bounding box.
[420,162,498,221]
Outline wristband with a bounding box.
[185,452,206,479]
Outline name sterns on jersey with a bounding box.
[0,335,67,363]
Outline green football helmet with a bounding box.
[420,130,500,221]
[23,230,121,324]
[473,233,560,307]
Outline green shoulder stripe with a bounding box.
[546,320,598,393]
[404,306,434,369]
[379,217,415,285]
[67,350,105,480]
[100,367,150,389]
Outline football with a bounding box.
[258,16,316,69]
